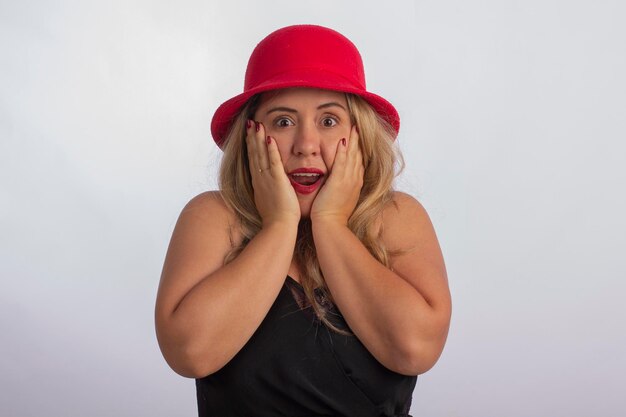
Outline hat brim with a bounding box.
[210,69,400,148]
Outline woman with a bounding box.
[155,25,451,416]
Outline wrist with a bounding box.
[310,214,349,229]
[262,216,300,231]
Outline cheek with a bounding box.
[274,141,291,164]
[264,127,293,162]
[322,125,351,168]
[321,141,340,170]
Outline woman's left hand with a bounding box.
[310,125,364,226]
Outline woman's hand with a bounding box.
[246,120,301,226]
[310,125,364,226]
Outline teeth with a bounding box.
[292,173,320,177]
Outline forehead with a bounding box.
[258,87,348,109]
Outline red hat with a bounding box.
[210,24,400,148]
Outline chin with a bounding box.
[297,198,314,219]
[298,205,312,219]
[294,184,323,219]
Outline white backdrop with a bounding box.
[1,1,625,416]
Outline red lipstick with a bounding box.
[288,167,324,194]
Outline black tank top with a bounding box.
[196,276,417,416]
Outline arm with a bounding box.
[155,192,298,378]
[310,126,451,376]
[312,192,451,375]
[155,121,300,378]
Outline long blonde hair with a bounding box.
[218,92,404,333]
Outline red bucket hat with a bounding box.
[210,24,400,148]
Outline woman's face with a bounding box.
[252,87,353,217]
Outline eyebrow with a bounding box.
[265,102,347,115]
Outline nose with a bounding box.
[292,122,320,156]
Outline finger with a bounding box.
[348,125,364,174]
[252,121,263,171]
[255,121,270,171]
[348,124,360,153]
[245,119,260,173]
[330,137,348,178]
[266,136,284,175]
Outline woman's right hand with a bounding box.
[246,120,301,226]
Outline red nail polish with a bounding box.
[266,136,271,145]
[246,119,252,129]
[255,122,260,132]
[341,138,346,146]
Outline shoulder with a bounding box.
[181,190,238,227]
[156,191,241,317]
[156,191,235,319]
[385,190,426,214]
[173,190,243,251]
[380,191,450,310]
[381,191,436,251]
[181,190,231,217]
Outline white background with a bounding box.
[1,1,625,416]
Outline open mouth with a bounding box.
[288,168,324,194]
[289,172,322,186]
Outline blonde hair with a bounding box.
[218,92,404,334]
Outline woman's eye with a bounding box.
[275,117,294,128]
[322,117,338,127]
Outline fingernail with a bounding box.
[246,119,252,129]
[266,136,271,145]
[255,122,261,132]
[341,138,346,146]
